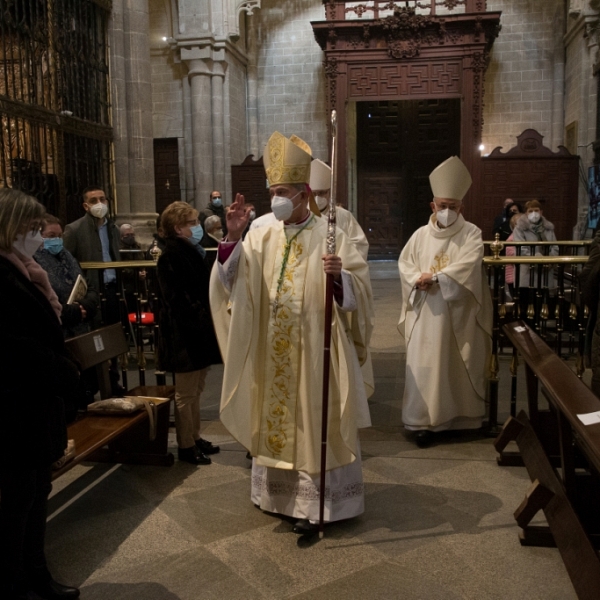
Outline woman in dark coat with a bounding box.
[0,189,80,600]
[34,214,99,339]
[156,201,222,465]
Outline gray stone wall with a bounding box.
[482,0,566,154]
[254,0,328,161]
[149,0,184,140]
[228,54,250,166]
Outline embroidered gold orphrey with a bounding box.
[257,224,314,469]
[430,251,450,274]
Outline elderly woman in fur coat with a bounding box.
[512,199,558,322]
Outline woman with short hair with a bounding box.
[512,199,559,322]
[156,201,222,465]
[0,188,80,599]
[34,214,98,339]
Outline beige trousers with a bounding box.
[174,367,209,449]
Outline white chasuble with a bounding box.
[398,214,493,431]
[210,217,374,476]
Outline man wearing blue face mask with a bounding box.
[398,157,493,448]
[34,215,98,339]
[200,190,228,235]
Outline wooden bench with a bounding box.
[494,321,600,600]
[53,323,175,479]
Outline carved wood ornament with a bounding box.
[312,1,501,227]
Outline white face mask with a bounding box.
[527,211,541,224]
[436,208,458,228]
[89,202,108,219]
[271,191,301,222]
[316,195,329,211]
[14,231,44,258]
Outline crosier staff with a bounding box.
[319,110,338,539]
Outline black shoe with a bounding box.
[292,519,318,534]
[195,437,220,455]
[29,578,80,599]
[415,430,434,448]
[246,451,252,460]
[178,446,211,465]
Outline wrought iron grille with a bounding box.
[0,0,112,224]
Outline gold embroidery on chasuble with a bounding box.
[430,251,450,274]
[257,225,313,469]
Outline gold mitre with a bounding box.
[263,131,312,186]
[429,156,472,202]
[309,159,331,191]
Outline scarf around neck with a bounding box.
[0,247,63,321]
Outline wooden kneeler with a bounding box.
[495,411,600,600]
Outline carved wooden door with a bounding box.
[153,138,181,215]
[357,99,460,258]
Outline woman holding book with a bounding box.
[34,214,98,339]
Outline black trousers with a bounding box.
[0,463,53,588]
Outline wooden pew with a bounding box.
[53,323,175,479]
[494,321,600,600]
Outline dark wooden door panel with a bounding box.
[362,175,403,256]
[153,138,181,215]
[357,99,461,258]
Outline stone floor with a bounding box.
[46,261,577,600]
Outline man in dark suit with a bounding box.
[64,187,124,394]
[63,187,120,298]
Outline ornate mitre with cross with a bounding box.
[429,156,472,202]
[263,131,320,215]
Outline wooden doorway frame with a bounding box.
[311,1,501,228]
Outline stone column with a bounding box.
[108,0,131,214]
[188,59,214,210]
[123,0,156,215]
[247,13,259,158]
[182,67,194,203]
[212,61,227,194]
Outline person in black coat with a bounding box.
[34,214,99,339]
[156,201,222,465]
[0,188,80,600]
[492,201,523,242]
[199,190,228,235]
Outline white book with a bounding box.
[67,274,88,304]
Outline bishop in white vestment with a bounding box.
[398,157,492,447]
[210,132,374,532]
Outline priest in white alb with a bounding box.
[209,132,374,533]
[398,156,493,448]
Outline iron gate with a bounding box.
[0,0,112,223]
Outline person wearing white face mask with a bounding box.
[63,187,121,321]
[512,199,558,322]
[0,188,81,600]
[250,159,370,263]
[210,131,374,534]
[63,186,124,395]
[398,156,493,448]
